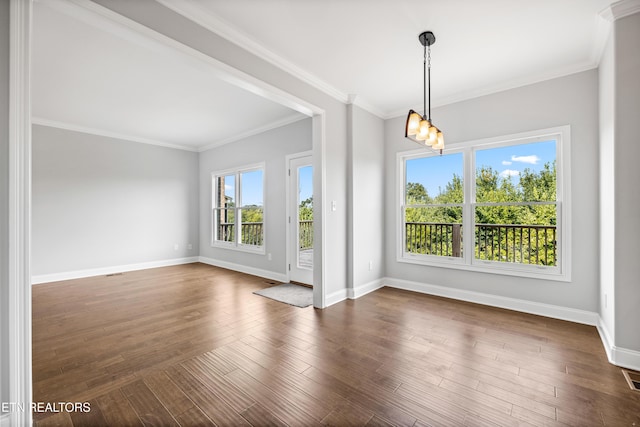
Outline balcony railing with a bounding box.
[218,222,263,246]
[218,220,314,249]
[406,222,557,266]
[299,220,313,250]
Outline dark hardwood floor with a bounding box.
[32,263,640,426]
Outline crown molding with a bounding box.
[32,114,310,153]
[386,60,599,120]
[198,113,307,152]
[31,117,200,152]
[600,0,640,21]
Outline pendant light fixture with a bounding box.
[405,31,444,153]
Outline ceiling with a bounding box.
[33,0,618,151]
[32,0,307,152]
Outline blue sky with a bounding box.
[407,140,556,197]
[230,166,312,207]
[240,169,263,206]
[298,166,313,203]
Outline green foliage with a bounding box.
[405,161,558,265]
[241,206,263,223]
[299,196,313,221]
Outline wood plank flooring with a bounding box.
[32,263,640,426]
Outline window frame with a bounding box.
[397,126,571,282]
[211,162,266,254]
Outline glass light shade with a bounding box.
[426,126,438,145]
[416,119,430,141]
[406,112,422,136]
[432,132,444,150]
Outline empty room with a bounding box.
[2,0,640,426]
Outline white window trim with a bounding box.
[397,126,571,282]
[211,162,266,254]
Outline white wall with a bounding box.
[198,118,312,279]
[385,70,600,313]
[31,125,199,280]
[348,105,385,293]
[613,12,640,353]
[0,0,10,415]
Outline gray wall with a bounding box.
[348,105,385,290]
[613,12,640,352]
[385,70,600,312]
[199,118,312,276]
[0,0,10,412]
[31,125,199,277]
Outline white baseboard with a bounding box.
[348,278,385,300]
[198,256,288,283]
[383,277,599,326]
[325,288,348,307]
[597,318,640,371]
[325,279,385,307]
[31,257,199,284]
[608,346,640,372]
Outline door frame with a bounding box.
[285,151,314,285]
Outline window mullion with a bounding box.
[236,172,241,246]
[464,146,474,265]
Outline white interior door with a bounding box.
[289,155,313,285]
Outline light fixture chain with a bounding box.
[423,43,427,121]
[427,43,431,121]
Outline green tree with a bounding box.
[406,182,431,205]
[299,196,313,221]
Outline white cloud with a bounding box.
[500,169,520,178]
[511,155,540,165]
[501,160,512,165]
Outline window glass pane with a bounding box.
[240,169,263,207]
[215,208,235,242]
[298,165,313,253]
[475,140,556,203]
[405,206,463,257]
[475,205,557,266]
[216,174,235,208]
[240,207,263,246]
[406,153,463,204]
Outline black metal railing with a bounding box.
[405,222,557,266]
[218,222,263,246]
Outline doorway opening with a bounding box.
[288,153,313,286]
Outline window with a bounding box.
[398,126,570,280]
[212,164,265,252]
[404,152,464,259]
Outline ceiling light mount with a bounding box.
[418,31,436,48]
[405,30,444,153]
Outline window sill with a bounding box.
[212,242,266,255]
[397,254,570,282]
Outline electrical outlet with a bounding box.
[368,260,373,271]
[173,244,179,251]
[188,244,192,250]
[268,253,272,261]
